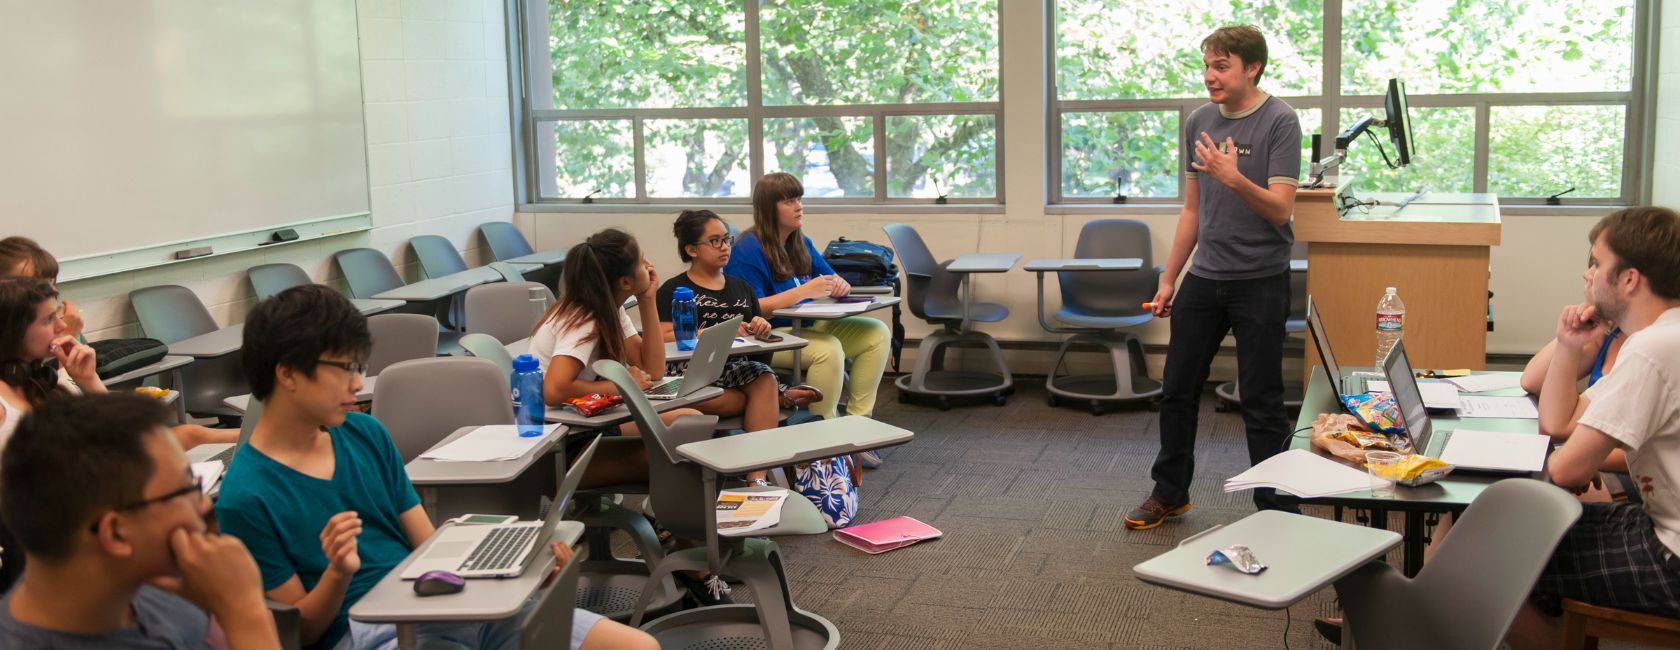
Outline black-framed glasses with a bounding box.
[699,235,734,250]
[90,476,205,533]
[317,359,370,377]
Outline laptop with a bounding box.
[1382,340,1547,474]
[643,315,741,401]
[1306,296,1385,431]
[399,437,598,579]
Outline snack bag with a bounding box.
[563,393,624,417]
[1368,453,1455,487]
[1342,392,1404,434]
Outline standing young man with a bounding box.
[1126,25,1303,530]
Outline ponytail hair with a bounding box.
[535,229,642,363]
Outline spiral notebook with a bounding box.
[833,516,943,554]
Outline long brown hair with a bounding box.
[0,276,70,407]
[535,229,641,363]
[745,172,809,281]
[0,237,58,281]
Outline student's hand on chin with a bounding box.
[153,528,266,615]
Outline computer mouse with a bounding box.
[413,570,465,597]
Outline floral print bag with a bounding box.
[792,455,858,528]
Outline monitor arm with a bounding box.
[1305,115,1393,188]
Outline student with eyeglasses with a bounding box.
[655,209,822,485]
[0,392,281,649]
[214,285,655,649]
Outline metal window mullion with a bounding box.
[1626,0,1655,205]
[874,111,888,202]
[1046,1,1061,204]
[745,0,764,184]
[632,117,647,201]
[532,107,750,120]
[1472,102,1490,194]
[1322,0,1341,161]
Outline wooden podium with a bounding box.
[1294,181,1500,385]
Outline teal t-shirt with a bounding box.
[214,412,421,650]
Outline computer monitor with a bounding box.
[1384,78,1415,167]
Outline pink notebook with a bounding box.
[832,516,943,554]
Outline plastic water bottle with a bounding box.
[510,354,545,438]
[1375,287,1406,368]
[672,286,698,352]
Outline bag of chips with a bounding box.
[562,393,624,417]
[1342,392,1405,435]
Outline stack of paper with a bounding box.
[418,425,558,462]
[190,460,224,495]
[1443,374,1523,393]
[1224,449,1378,498]
[787,302,870,316]
[1457,395,1540,419]
[1367,379,1462,409]
[729,338,761,350]
[716,490,788,536]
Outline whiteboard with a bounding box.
[0,0,370,268]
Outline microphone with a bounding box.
[581,189,603,204]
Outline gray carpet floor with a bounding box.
[748,381,1348,649]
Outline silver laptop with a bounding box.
[644,316,740,401]
[1306,296,1387,431]
[399,437,597,579]
[1382,340,1545,474]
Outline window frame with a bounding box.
[515,0,1005,205]
[1047,0,1657,208]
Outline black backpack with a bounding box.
[89,338,169,380]
[823,238,906,372]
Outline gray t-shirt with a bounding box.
[0,586,211,649]
[1184,95,1302,280]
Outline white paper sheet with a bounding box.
[1443,374,1524,393]
[1439,429,1549,472]
[419,425,559,462]
[1367,380,1463,409]
[190,460,223,495]
[786,302,870,316]
[1456,395,1540,419]
[1224,449,1378,498]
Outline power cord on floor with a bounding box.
[1283,607,1292,650]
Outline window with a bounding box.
[1052,0,1649,206]
[520,0,1001,203]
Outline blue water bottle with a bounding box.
[510,354,545,437]
[672,286,698,351]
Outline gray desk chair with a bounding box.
[465,281,554,344]
[370,356,513,463]
[128,285,246,421]
[520,541,583,649]
[247,263,312,301]
[882,223,1012,409]
[333,248,405,299]
[479,222,536,261]
[1036,219,1163,415]
[598,360,830,646]
[458,333,515,376]
[365,314,441,376]
[1334,478,1581,650]
[1216,242,1309,412]
[409,235,469,279]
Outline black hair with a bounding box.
[241,284,372,400]
[0,276,70,407]
[1,393,170,561]
[673,209,724,263]
[536,229,641,364]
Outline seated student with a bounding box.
[722,174,891,454]
[0,237,234,449]
[1524,304,1625,437]
[1508,206,1680,649]
[0,393,281,649]
[214,285,654,650]
[530,228,703,489]
[655,210,822,485]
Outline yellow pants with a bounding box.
[770,316,891,421]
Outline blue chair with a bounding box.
[333,248,405,299]
[477,222,536,261]
[1034,219,1162,414]
[882,223,1012,409]
[408,235,469,279]
[1214,241,1309,411]
[246,263,312,301]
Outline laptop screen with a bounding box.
[1305,296,1344,396]
[1381,340,1433,453]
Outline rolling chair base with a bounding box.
[1213,379,1306,412]
[896,328,1013,410]
[1043,331,1161,415]
[576,497,683,621]
[1047,374,1163,415]
[641,604,839,650]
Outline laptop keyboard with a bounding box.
[459,526,538,572]
[644,378,683,398]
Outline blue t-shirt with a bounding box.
[214,412,422,650]
[723,232,837,327]
[0,586,209,649]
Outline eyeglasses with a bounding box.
[699,235,734,250]
[317,359,370,377]
[90,475,205,533]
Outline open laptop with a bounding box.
[1382,340,1547,474]
[1306,296,1387,431]
[643,315,741,401]
[399,437,598,579]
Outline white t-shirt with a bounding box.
[528,307,638,382]
[1580,307,1680,554]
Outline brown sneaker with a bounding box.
[1123,496,1191,530]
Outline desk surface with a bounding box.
[505,250,567,266]
[102,354,194,386]
[350,520,585,624]
[373,266,504,302]
[167,324,245,358]
[407,425,571,486]
[947,252,1022,273]
[1133,510,1401,609]
[1289,368,1537,510]
[771,296,901,321]
[225,375,378,413]
[1023,258,1143,272]
[676,415,913,474]
[352,298,407,316]
[546,385,723,428]
[850,285,895,295]
[504,335,806,365]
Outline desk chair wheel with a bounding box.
[992,394,1008,407]
[1089,401,1105,416]
[1147,398,1162,412]
[1046,394,1061,408]
[897,391,909,404]
[1214,401,1232,413]
[937,396,951,411]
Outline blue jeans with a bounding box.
[334,604,604,650]
[1149,271,1297,512]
